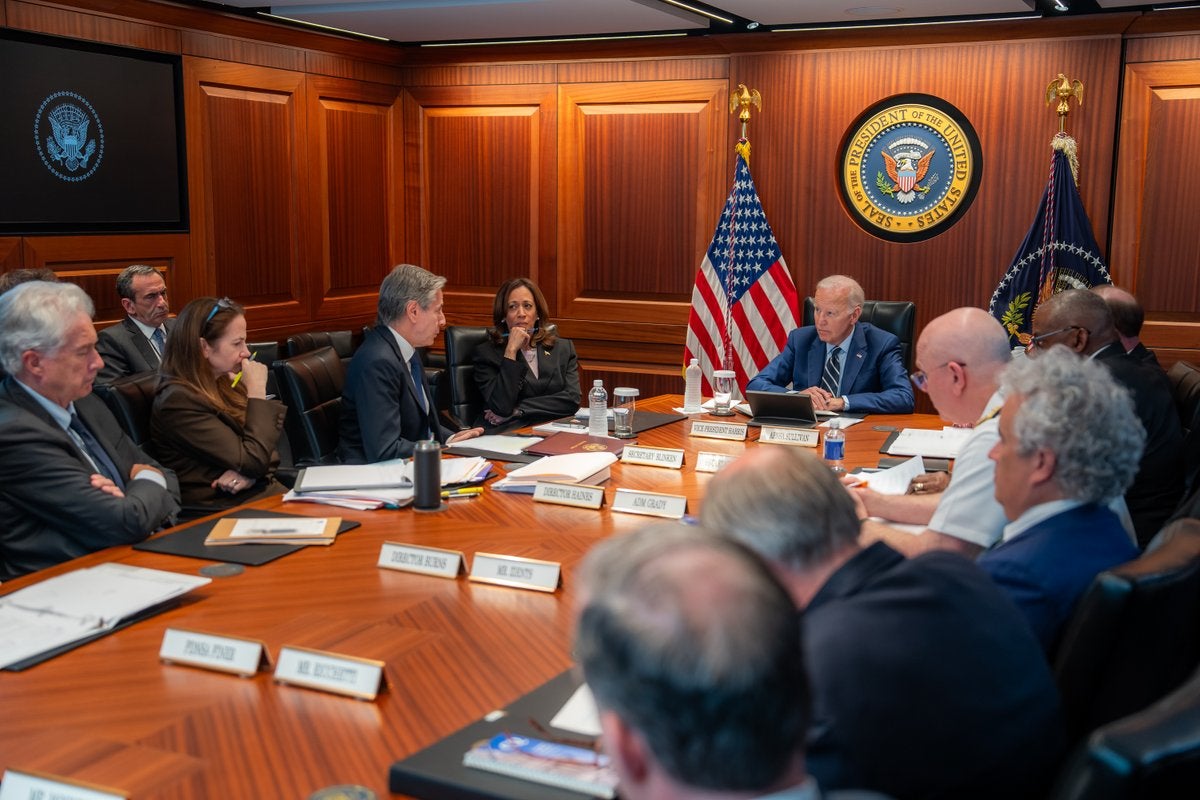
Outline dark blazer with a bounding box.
[0,377,180,580]
[472,336,581,425]
[746,322,913,414]
[1128,341,1162,369]
[338,325,453,464]
[977,503,1139,652]
[96,316,175,384]
[805,542,1064,799]
[149,382,286,508]
[1094,344,1185,546]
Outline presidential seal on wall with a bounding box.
[838,94,981,242]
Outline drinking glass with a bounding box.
[612,387,638,438]
[712,370,737,416]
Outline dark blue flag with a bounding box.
[989,134,1111,347]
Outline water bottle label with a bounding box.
[823,438,844,461]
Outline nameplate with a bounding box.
[612,488,688,519]
[378,542,464,579]
[533,481,605,509]
[689,420,747,441]
[159,628,270,677]
[621,445,685,469]
[759,426,820,447]
[0,769,126,800]
[274,646,387,701]
[695,451,739,473]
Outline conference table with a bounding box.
[0,396,943,799]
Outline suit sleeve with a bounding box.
[474,339,581,418]
[975,557,1058,652]
[517,340,581,418]
[352,354,425,462]
[846,334,914,414]
[95,327,136,384]
[152,388,284,478]
[473,342,522,417]
[747,331,802,392]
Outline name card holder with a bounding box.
[695,451,739,473]
[533,481,606,509]
[689,420,748,441]
[621,445,685,469]
[378,542,465,579]
[612,488,688,519]
[759,426,821,447]
[274,646,387,701]
[0,769,127,800]
[469,553,562,593]
[160,628,270,677]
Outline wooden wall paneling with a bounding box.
[0,238,21,270]
[403,84,558,321]
[5,0,179,52]
[305,50,402,85]
[19,234,189,327]
[557,79,728,330]
[1126,32,1200,64]
[184,57,310,329]
[304,75,401,322]
[180,30,304,71]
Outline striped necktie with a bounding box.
[820,347,843,396]
[151,327,166,358]
[69,413,126,490]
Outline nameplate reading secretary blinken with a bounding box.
[378,542,464,579]
[621,445,685,469]
[274,646,387,700]
[160,628,270,676]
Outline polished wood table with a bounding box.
[0,397,942,798]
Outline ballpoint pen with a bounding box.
[442,487,484,498]
[231,350,258,388]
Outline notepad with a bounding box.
[491,452,617,494]
[204,516,341,546]
[462,734,617,799]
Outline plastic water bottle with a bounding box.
[683,358,702,412]
[588,379,608,437]
[823,420,845,477]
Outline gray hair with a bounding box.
[816,274,865,308]
[1000,346,1144,503]
[377,264,446,326]
[115,264,161,301]
[0,281,95,375]
[702,447,861,572]
[575,524,807,791]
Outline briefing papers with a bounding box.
[285,456,491,510]
[882,427,972,459]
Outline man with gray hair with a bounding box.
[96,264,173,383]
[339,264,481,462]
[747,274,913,414]
[702,446,1063,799]
[979,346,1142,651]
[576,525,828,800]
[0,281,180,579]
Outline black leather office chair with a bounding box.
[443,326,490,428]
[93,370,159,446]
[271,346,345,466]
[286,330,354,364]
[1049,661,1200,800]
[1054,518,1200,744]
[802,297,916,371]
[1168,360,1200,496]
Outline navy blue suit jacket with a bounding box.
[338,325,453,464]
[746,322,913,414]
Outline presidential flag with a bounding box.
[989,133,1111,347]
[684,143,799,393]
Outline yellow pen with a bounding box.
[442,486,484,498]
[231,350,257,388]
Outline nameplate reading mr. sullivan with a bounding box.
[621,445,685,469]
[378,542,464,579]
[612,488,688,519]
[0,769,126,800]
[159,628,269,677]
[533,481,605,509]
[274,646,386,701]
[759,426,820,447]
[690,420,748,441]
[469,553,562,593]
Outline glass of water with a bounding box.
[612,387,638,438]
[712,370,737,416]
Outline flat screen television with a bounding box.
[0,29,188,234]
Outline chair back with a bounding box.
[286,330,355,362]
[1168,360,1200,495]
[1049,661,1200,800]
[93,370,159,446]
[271,346,345,466]
[248,341,281,397]
[802,297,916,370]
[1054,519,1200,744]
[443,326,490,427]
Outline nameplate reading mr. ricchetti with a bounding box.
[274,646,386,700]
[378,542,464,579]
[469,553,562,593]
[612,488,688,519]
[689,420,748,441]
[533,481,605,509]
[759,426,820,447]
[621,445,685,469]
[159,628,269,677]
[0,769,126,800]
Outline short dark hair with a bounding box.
[377,264,446,327]
[487,277,558,347]
[0,268,58,295]
[115,264,162,301]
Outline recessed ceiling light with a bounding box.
[846,6,903,15]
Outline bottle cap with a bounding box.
[593,379,603,386]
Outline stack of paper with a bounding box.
[883,427,972,459]
[491,452,617,494]
[285,457,492,510]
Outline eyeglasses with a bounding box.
[205,297,233,323]
[910,361,957,392]
[1024,325,1085,353]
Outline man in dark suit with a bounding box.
[703,446,1064,800]
[1091,283,1161,368]
[338,264,482,463]
[0,281,180,580]
[1031,289,1183,545]
[978,346,1141,651]
[746,275,913,414]
[96,264,174,384]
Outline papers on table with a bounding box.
[882,427,972,459]
[818,416,863,429]
[550,683,602,737]
[491,452,617,493]
[284,456,491,510]
[854,455,925,495]
[294,463,410,492]
[204,516,341,546]
[453,434,542,456]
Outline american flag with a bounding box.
[684,148,799,393]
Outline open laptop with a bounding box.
[740,390,820,428]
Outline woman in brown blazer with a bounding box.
[150,297,286,510]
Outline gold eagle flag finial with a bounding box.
[730,85,761,164]
[1046,73,1083,132]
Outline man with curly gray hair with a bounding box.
[978,346,1142,652]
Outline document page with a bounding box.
[856,455,926,495]
[459,435,542,456]
[884,427,971,459]
[0,604,100,669]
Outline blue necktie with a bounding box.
[151,327,166,358]
[820,348,843,396]
[409,352,429,413]
[70,413,126,490]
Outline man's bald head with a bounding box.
[1091,284,1144,340]
[918,307,1011,369]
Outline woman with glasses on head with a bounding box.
[473,277,580,431]
[150,297,287,511]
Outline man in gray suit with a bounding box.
[96,264,173,384]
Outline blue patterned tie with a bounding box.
[820,347,842,396]
[70,413,126,490]
[151,327,166,358]
[409,352,428,413]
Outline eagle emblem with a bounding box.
[45,103,96,172]
[879,139,936,204]
[34,91,105,182]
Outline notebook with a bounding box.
[742,390,819,428]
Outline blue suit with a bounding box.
[746,322,913,414]
[978,503,1138,653]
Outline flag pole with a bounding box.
[724,85,762,372]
